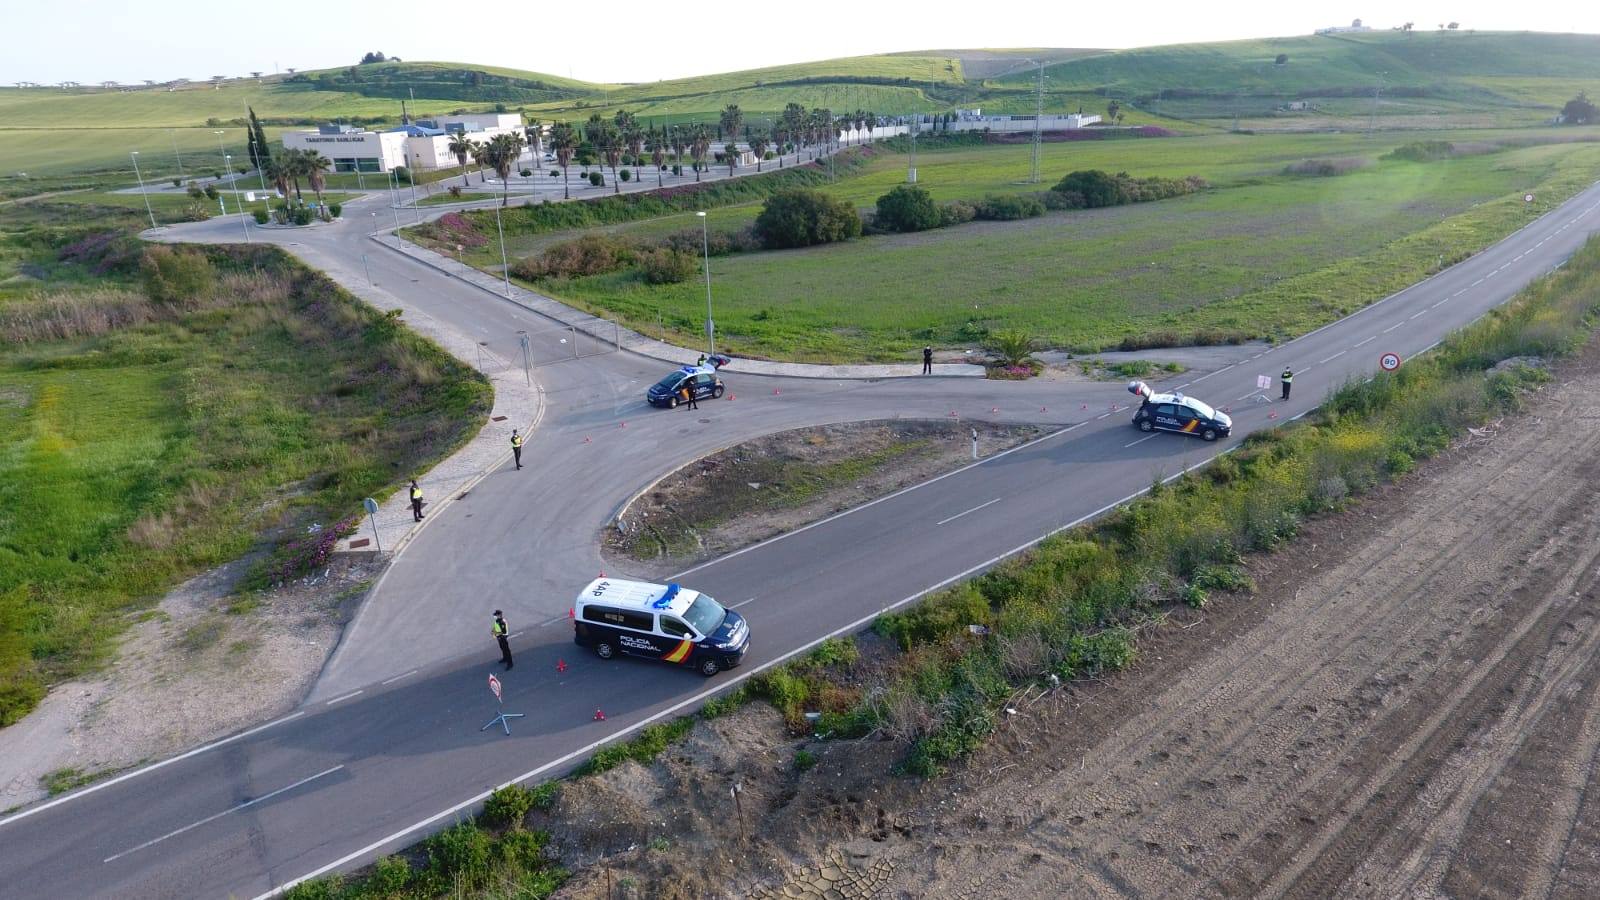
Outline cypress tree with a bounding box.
[248,106,272,170]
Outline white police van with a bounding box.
[573,578,750,676]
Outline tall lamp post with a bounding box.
[212,129,228,183]
[226,153,250,242]
[493,202,512,298]
[697,210,714,356]
[130,151,156,228]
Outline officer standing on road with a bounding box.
[409,479,425,521]
[681,382,699,410]
[923,346,933,375]
[493,610,513,670]
[1280,367,1294,401]
[510,429,524,470]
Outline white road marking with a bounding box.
[1453,289,1468,297]
[326,691,363,706]
[1318,350,1347,364]
[0,711,307,829]
[1431,299,1449,309]
[1124,434,1159,448]
[104,766,345,864]
[1487,269,1499,278]
[1472,279,1484,286]
[1236,388,1265,401]
[730,598,758,609]
[1174,383,1191,390]
[1383,322,1404,333]
[1096,412,1112,420]
[937,498,1002,526]
[1188,363,1236,385]
[1410,311,1427,320]
[380,670,418,686]
[1353,335,1378,349]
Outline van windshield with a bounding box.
[682,594,727,636]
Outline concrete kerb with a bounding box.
[371,231,985,381]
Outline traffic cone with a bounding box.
[620,421,627,428]
[727,393,735,401]
[1268,411,1279,419]
[593,708,607,721]
[773,388,781,395]
[948,410,958,417]
[567,607,575,619]
[1081,404,1088,410]
[556,659,568,673]
[583,436,592,444]
[990,407,999,413]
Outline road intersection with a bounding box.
[3,177,1598,898]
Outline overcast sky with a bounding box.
[5,0,1596,84]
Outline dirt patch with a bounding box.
[548,340,1600,898]
[605,419,1044,575]
[0,553,377,811]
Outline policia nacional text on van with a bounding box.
[573,579,750,676]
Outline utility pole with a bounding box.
[907,114,918,183]
[1368,72,1386,135]
[1032,59,1044,184]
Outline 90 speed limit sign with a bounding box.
[1379,352,1402,372]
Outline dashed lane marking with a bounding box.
[936,498,1002,526]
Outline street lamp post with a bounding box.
[212,129,228,183]
[169,128,185,180]
[226,154,250,243]
[388,168,402,232]
[697,210,714,356]
[129,151,156,228]
[493,202,512,298]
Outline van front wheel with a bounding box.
[595,641,615,660]
[697,656,721,677]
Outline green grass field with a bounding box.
[489,132,1600,361]
[0,206,490,724]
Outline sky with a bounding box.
[4,0,1598,84]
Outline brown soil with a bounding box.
[548,341,1600,899]
[605,419,1044,576]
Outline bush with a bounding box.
[448,185,463,198]
[938,200,976,226]
[587,171,603,186]
[1053,169,1128,207]
[1283,157,1369,177]
[989,329,1036,366]
[620,169,632,182]
[203,184,220,201]
[520,169,532,177]
[251,209,269,225]
[975,193,1045,220]
[512,234,632,280]
[139,245,216,303]
[658,225,761,257]
[425,822,493,888]
[288,206,314,226]
[1384,141,1455,162]
[875,185,941,232]
[637,247,697,284]
[393,165,412,184]
[753,188,862,248]
[483,784,536,829]
[327,202,342,219]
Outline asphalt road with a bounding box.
[3,180,1598,899]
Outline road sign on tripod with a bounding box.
[481,674,524,736]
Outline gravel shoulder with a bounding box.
[550,340,1600,899]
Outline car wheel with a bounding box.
[595,641,615,660]
[1202,428,1218,442]
[697,656,721,677]
[712,385,725,399]
[1138,419,1154,432]
[667,394,679,409]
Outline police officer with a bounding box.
[681,382,699,410]
[493,610,513,670]
[697,353,707,367]
[409,479,425,521]
[922,346,933,375]
[510,429,524,470]
[1280,367,1294,400]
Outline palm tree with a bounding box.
[861,110,874,142]
[782,103,806,165]
[447,134,480,188]
[302,150,332,219]
[264,156,293,203]
[593,121,623,194]
[670,125,687,174]
[549,121,578,200]
[523,120,543,169]
[283,147,307,200]
[615,111,644,180]
[583,114,610,187]
[470,140,492,184]
[485,131,525,206]
[719,104,743,175]
[647,129,666,187]
[748,128,768,171]
[771,120,787,168]
[689,124,710,182]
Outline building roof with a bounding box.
[386,124,446,137]
[576,578,698,617]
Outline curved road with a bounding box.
[3,181,1598,898]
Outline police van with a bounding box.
[1128,380,1232,442]
[573,578,750,676]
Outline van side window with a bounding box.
[584,606,652,631]
[660,617,693,638]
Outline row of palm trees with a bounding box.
[446,131,528,206]
[263,147,335,219]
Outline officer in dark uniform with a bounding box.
[409,480,425,521]
[510,429,524,470]
[493,610,513,670]
[922,346,933,375]
[1280,367,1294,400]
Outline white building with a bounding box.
[280,113,526,174]
[935,113,1101,133]
[1316,18,1372,34]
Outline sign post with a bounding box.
[480,674,525,736]
[362,497,381,554]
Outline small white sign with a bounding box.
[1525,193,1534,203]
[488,673,503,702]
[1257,374,1272,390]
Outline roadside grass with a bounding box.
[529,136,1600,361]
[39,763,135,796]
[0,222,491,725]
[39,191,357,226]
[760,235,1600,776]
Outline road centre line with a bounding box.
[380,670,418,686]
[1318,350,1347,365]
[1410,311,1427,320]
[1353,335,1378,349]
[105,766,345,864]
[0,711,307,830]
[1096,412,1112,420]
[731,598,758,609]
[1453,289,1468,297]
[1486,269,1498,278]
[1473,278,1484,286]
[1236,387,1265,401]
[326,691,363,706]
[1188,363,1236,385]
[1383,322,1404,333]
[1432,299,1450,309]
[1124,434,1159,448]
[936,498,1002,526]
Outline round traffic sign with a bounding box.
[1524,193,1534,203]
[363,497,379,515]
[1380,352,1402,372]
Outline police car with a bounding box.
[646,364,724,408]
[573,578,750,676]
[1128,380,1232,442]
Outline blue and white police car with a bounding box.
[646,364,725,408]
[1128,380,1232,442]
[573,579,750,677]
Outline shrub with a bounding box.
[975,193,1045,220]
[425,822,493,888]
[938,200,976,226]
[288,206,314,226]
[753,188,862,248]
[203,184,220,201]
[171,177,182,188]
[393,165,412,184]
[1053,169,1128,207]
[794,748,819,771]
[874,184,941,232]
[1384,140,1455,162]
[989,329,1036,366]
[620,169,632,182]
[139,245,216,303]
[637,247,697,284]
[512,234,632,280]
[529,781,560,809]
[327,202,341,219]
[483,784,536,829]
[587,171,603,186]
[251,208,269,225]
[1283,157,1369,177]
[520,169,532,177]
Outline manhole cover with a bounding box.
[698,418,712,424]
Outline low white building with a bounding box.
[937,113,1101,133]
[280,113,526,174]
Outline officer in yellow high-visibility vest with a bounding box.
[409,480,425,522]
[493,610,513,670]
[1280,367,1294,401]
[510,429,524,470]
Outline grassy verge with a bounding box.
[0,205,491,725]
[755,234,1600,776]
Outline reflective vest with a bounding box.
[410,485,423,501]
[1281,370,1293,383]
[510,434,523,448]
[493,619,507,637]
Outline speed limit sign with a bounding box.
[1380,352,1402,371]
